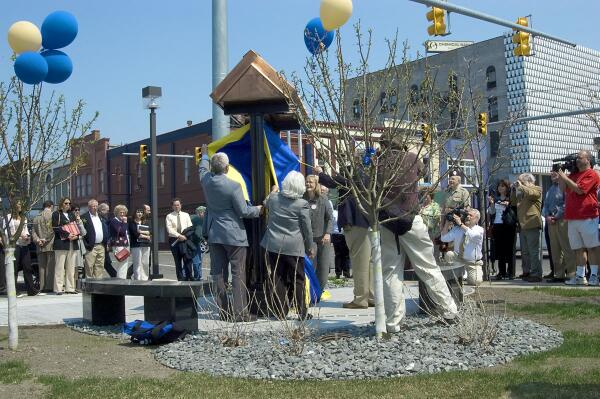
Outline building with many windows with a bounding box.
[345,34,600,191]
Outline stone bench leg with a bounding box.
[144,297,198,331]
[82,293,125,325]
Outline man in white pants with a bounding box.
[379,144,458,333]
[440,208,484,286]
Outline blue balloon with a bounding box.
[14,52,48,85]
[304,17,334,55]
[41,10,78,49]
[41,50,73,84]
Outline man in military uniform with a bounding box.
[441,171,471,231]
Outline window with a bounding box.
[490,131,500,157]
[183,152,191,184]
[86,174,92,197]
[421,155,432,184]
[379,92,388,113]
[388,89,397,111]
[486,66,496,90]
[98,170,105,194]
[488,96,499,122]
[135,162,142,191]
[448,159,477,187]
[45,174,52,190]
[75,175,81,198]
[115,167,122,193]
[352,99,361,119]
[159,160,165,187]
[410,85,419,105]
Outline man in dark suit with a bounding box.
[98,202,116,278]
[81,199,109,279]
[199,144,262,321]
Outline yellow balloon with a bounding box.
[320,0,353,31]
[7,21,42,54]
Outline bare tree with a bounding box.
[282,25,479,337]
[0,77,98,350]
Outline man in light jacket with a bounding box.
[32,200,55,291]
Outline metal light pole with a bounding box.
[212,0,229,140]
[142,86,163,280]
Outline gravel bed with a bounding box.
[66,320,129,341]
[154,316,563,380]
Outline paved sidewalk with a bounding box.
[0,283,420,328]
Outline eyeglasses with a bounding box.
[63,202,71,205]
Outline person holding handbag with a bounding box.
[109,204,130,279]
[52,197,83,295]
[487,180,517,280]
[128,208,150,280]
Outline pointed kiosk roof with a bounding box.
[210,50,304,130]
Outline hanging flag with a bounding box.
[206,123,299,201]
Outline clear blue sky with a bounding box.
[1,1,598,145]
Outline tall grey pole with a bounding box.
[149,107,162,279]
[212,0,229,140]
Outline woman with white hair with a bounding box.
[261,171,313,320]
[109,204,130,279]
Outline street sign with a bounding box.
[424,40,474,53]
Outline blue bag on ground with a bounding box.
[304,255,322,306]
[123,320,188,345]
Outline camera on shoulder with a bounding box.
[445,207,469,225]
[552,153,578,173]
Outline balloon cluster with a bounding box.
[7,11,78,85]
[304,0,353,55]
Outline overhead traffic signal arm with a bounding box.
[512,17,531,57]
[426,7,447,36]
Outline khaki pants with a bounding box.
[381,216,458,332]
[444,251,483,286]
[344,226,374,307]
[37,251,55,291]
[84,244,106,279]
[548,219,576,278]
[54,247,77,293]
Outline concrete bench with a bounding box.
[80,278,210,331]
[418,263,465,315]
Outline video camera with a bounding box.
[552,153,596,173]
[445,207,469,225]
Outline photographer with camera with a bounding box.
[440,208,484,286]
[556,149,600,286]
[510,173,543,282]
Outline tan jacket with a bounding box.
[512,185,542,230]
[32,208,55,252]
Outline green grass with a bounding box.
[0,360,29,384]
[509,302,600,317]
[3,302,600,398]
[530,287,600,297]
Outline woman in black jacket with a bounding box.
[488,180,517,279]
[128,208,150,280]
[109,204,130,279]
[52,197,83,294]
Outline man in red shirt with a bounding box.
[557,150,600,286]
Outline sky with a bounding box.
[1,1,599,145]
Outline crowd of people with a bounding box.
[2,142,598,332]
[0,197,207,297]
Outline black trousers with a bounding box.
[104,248,117,277]
[15,245,37,295]
[544,222,554,274]
[492,223,516,277]
[267,252,307,319]
[169,238,192,281]
[332,233,351,277]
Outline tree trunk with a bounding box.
[5,246,18,350]
[367,228,386,338]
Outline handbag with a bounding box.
[60,221,80,239]
[501,207,517,226]
[114,247,130,262]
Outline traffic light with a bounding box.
[420,123,431,144]
[426,7,446,36]
[139,144,148,164]
[194,147,202,165]
[477,112,488,135]
[512,17,531,57]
